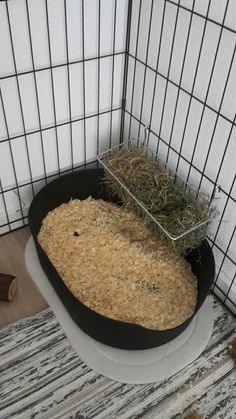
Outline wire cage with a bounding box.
[0,0,235,315]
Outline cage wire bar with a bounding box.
[122,0,236,314]
[0,0,236,315]
[0,0,126,229]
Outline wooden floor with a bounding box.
[0,227,48,327]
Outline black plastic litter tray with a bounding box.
[28,167,215,350]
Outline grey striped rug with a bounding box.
[0,296,235,419]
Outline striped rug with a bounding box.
[0,296,235,419]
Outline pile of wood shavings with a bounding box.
[38,198,198,330]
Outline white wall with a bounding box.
[0,0,128,233]
[123,0,236,312]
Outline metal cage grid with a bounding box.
[0,0,235,315]
[0,0,127,231]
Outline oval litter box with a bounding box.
[28,167,215,350]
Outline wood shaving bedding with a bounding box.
[37,198,198,330]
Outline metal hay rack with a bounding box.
[97,126,217,244]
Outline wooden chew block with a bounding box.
[228,337,236,361]
[184,410,202,419]
[0,273,17,301]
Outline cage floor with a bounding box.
[24,235,217,385]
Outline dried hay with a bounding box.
[103,147,212,252]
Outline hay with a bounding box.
[103,147,212,252]
[38,198,198,330]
